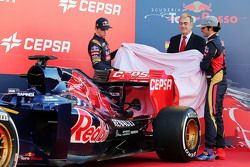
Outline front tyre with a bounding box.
[153,106,200,162]
[0,110,19,167]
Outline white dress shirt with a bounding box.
[179,31,192,50]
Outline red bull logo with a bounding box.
[71,108,109,144]
[182,1,238,24]
[144,1,240,25]
[183,1,212,13]
[19,152,43,161]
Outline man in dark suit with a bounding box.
[167,13,205,53]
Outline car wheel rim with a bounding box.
[0,123,12,167]
[185,119,199,150]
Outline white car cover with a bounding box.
[112,43,207,117]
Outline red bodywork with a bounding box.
[109,70,179,117]
[68,70,117,117]
[68,69,179,119]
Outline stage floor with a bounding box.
[81,148,250,167]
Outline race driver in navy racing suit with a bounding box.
[196,16,227,161]
[88,17,117,70]
[88,17,133,118]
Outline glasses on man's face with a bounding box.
[201,27,207,30]
[179,22,190,26]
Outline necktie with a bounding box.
[179,36,187,52]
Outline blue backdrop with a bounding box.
[136,0,250,90]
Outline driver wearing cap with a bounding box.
[88,17,117,70]
[196,16,227,161]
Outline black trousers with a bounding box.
[204,71,227,148]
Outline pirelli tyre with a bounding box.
[153,106,200,162]
[0,110,19,167]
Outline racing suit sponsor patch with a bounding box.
[204,46,209,56]
[92,56,101,64]
[90,51,100,56]
[90,45,100,52]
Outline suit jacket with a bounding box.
[167,33,206,54]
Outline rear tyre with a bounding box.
[0,110,19,167]
[153,106,200,162]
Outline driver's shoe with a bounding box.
[215,148,226,160]
[195,148,215,161]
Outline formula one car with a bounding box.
[0,55,200,167]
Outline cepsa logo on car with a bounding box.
[150,78,173,91]
[112,71,149,79]
[71,108,109,144]
[58,0,121,15]
[0,32,71,53]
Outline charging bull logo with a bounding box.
[183,1,212,13]
[71,108,109,143]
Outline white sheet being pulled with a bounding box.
[112,43,207,117]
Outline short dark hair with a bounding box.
[213,22,221,32]
[207,22,221,32]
